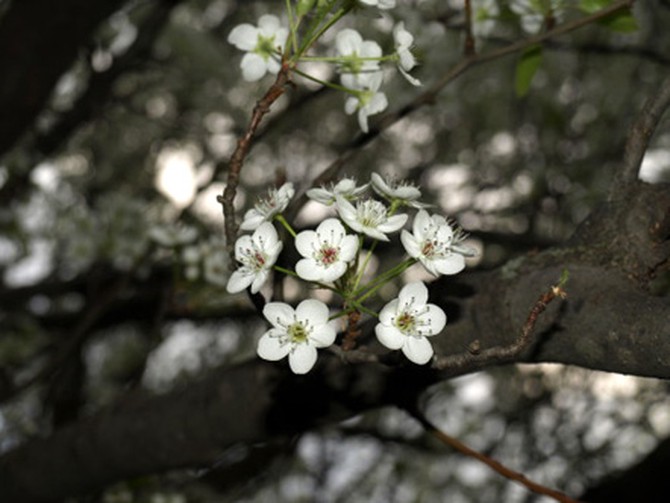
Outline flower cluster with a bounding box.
[227,174,476,373]
[227,2,421,133]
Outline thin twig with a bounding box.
[431,274,568,372]
[609,74,670,201]
[408,409,583,503]
[219,66,292,259]
[463,0,475,56]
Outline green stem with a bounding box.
[285,0,298,55]
[291,67,357,95]
[353,240,378,291]
[354,258,416,303]
[275,214,297,238]
[274,265,299,277]
[297,5,350,57]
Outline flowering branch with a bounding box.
[301,0,635,201]
[219,66,292,260]
[407,408,583,503]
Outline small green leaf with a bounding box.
[515,45,543,98]
[579,0,612,14]
[599,11,639,32]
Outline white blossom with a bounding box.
[401,210,476,276]
[257,299,337,374]
[335,195,407,242]
[306,178,368,205]
[371,172,429,208]
[295,218,358,283]
[226,222,282,294]
[343,71,388,133]
[375,281,446,364]
[227,14,288,82]
[359,0,396,9]
[240,182,294,231]
[393,22,421,86]
[335,29,383,91]
[149,224,198,247]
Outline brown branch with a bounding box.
[408,409,583,503]
[431,273,567,372]
[463,0,475,56]
[609,73,670,201]
[219,67,292,259]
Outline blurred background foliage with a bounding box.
[1,0,670,501]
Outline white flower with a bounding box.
[371,172,430,208]
[375,281,446,364]
[227,222,282,294]
[240,182,294,231]
[335,29,383,91]
[343,71,387,134]
[257,299,337,374]
[393,22,421,86]
[149,224,198,247]
[295,218,358,283]
[227,14,288,82]
[359,0,396,9]
[306,178,368,205]
[510,0,564,34]
[335,195,407,242]
[401,210,476,276]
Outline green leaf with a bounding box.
[599,11,639,32]
[515,45,543,98]
[579,0,612,14]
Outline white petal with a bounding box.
[319,262,347,283]
[296,299,329,325]
[256,221,279,243]
[228,24,258,51]
[370,172,391,197]
[338,235,359,262]
[295,230,317,258]
[266,57,281,75]
[263,302,295,328]
[401,230,420,258]
[250,268,269,293]
[295,258,321,281]
[421,304,447,334]
[234,235,253,261]
[226,269,253,293]
[399,66,422,86]
[239,209,264,230]
[394,185,421,200]
[398,281,428,306]
[289,344,318,374]
[258,14,281,35]
[378,299,399,325]
[240,53,268,82]
[307,187,334,204]
[378,213,408,233]
[310,324,337,348]
[336,29,363,56]
[317,218,346,240]
[344,97,359,116]
[402,336,434,364]
[435,254,465,275]
[335,195,358,223]
[357,108,370,133]
[361,40,382,59]
[257,332,290,361]
[412,210,430,237]
[375,324,405,350]
[419,257,441,277]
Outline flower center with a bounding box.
[395,311,416,334]
[358,200,385,227]
[288,322,308,343]
[255,34,276,61]
[318,245,339,266]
